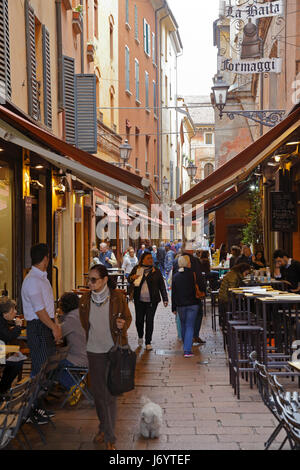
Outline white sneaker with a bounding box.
[138,338,143,347]
[146,344,153,351]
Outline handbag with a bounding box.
[193,272,206,299]
[107,333,136,396]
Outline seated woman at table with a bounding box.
[0,298,25,397]
[251,250,266,270]
[229,246,241,269]
[218,263,251,322]
[57,292,89,406]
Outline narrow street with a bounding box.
[23,299,287,451]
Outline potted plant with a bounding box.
[72,5,83,34]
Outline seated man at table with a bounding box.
[273,250,300,293]
[0,298,25,397]
[218,263,251,323]
[57,292,89,406]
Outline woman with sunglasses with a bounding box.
[79,264,132,450]
[128,252,168,351]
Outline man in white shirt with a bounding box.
[21,244,61,377]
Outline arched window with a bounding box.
[204,163,214,178]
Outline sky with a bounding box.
[168,0,220,97]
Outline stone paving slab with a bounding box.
[11,299,296,451]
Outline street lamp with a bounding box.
[119,139,132,168]
[211,75,285,128]
[212,75,230,119]
[162,176,170,193]
[186,160,198,183]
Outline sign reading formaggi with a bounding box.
[219,57,282,74]
[226,1,284,20]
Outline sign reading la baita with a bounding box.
[226,1,284,20]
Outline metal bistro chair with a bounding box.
[60,365,94,409]
[269,374,300,450]
[0,378,31,450]
[249,351,294,451]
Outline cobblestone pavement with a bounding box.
[20,299,291,451]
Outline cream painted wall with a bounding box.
[94,0,119,132]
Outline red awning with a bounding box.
[0,105,144,191]
[176,106,300,206]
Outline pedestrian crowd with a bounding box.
[1,238,300,450]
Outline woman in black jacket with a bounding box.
[128,252,168,350]
[172,256,204,357]
[0,299,24,396]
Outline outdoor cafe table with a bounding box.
[254,295,300,367]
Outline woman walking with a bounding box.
[171,256,203,358]
[128,252,168,350]
[79,264,132,450]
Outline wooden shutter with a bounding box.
[134,5,138,40]
[42,25,52,128]
[25,0,38,120]
[135,59,139,101]
[0,0,11,101]
[75,74,97,154]
[145,71,149,109]
[125,46,130,91]
[62,55,76,145]
[125,0,129,24]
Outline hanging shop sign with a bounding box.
[218,56,282,74]
[271,192,297,232]
[225,1,284,20]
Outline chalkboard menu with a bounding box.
[271,192,297,232]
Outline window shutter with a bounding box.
[145,71,149,109]
[125,0,129,24]
[143,19,146,53]
[0,0,11,101]
[75,74,97,154]
[62,55,76,145]
[153,80,156,113]
[125,46,130,91]
[152,32,155,64]
[25,0,39,120]
[135,60,139,101]
[42,25,52,128]
[134,5,138,40]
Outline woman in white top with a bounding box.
[122,248,138,277]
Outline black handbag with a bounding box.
[107,334,136,396]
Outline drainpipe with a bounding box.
[55,0,63,111]
[158,4,170,198]
[155,2,166,199]
[80,0,84,73]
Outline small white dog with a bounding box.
[139,397,163,439]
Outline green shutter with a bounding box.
[42,25,52,128]
[75,74,97,154]
[62,55,76,145]
[0,0,11,101]
[25,0,39,120]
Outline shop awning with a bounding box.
[0,106,148,205]
[176,106,300,206]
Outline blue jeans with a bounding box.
[193,302,203,338]
[177,305,199,354]
[58,359,76,390]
